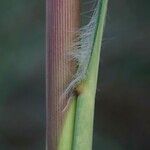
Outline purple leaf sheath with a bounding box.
[46,0,80,149]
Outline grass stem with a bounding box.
[72,1,108,150]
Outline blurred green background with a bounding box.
[0,0,149,150]
[0,0,45,149]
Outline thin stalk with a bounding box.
[46,0,80,150]
[72,0,108,150]
[58,97,76,150]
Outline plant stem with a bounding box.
[46,0,80,150]
[72,0,108,150]
[58,97,77,150]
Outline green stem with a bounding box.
[58,98,77,150]
[72,0,108,150]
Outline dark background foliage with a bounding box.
[0,0,149,150]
